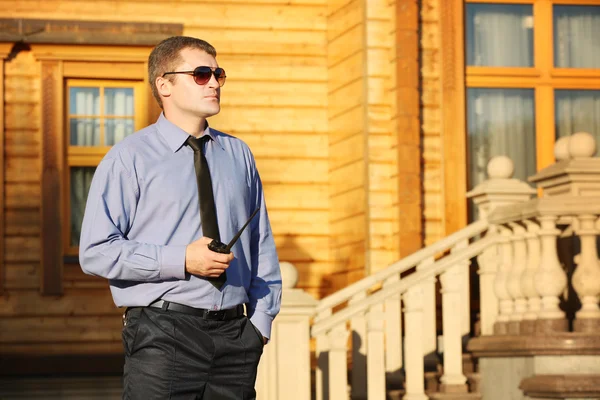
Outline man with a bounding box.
[79,36,282,399]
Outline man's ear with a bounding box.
[156,76,172,99]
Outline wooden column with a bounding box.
[0,43,13,295]
[441,0,467,235]
[395,0,422,255]
[40,60,64,295]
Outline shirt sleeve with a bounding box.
[246,158,282,340]
[78,152,187,282]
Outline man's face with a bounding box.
[162,48,221,119]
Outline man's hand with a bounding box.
[185,237,234,277]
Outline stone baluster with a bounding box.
[467,155,535,336]
[383,274,403,388]
[521,219,541,334]
[476,223,499,335]
[494,225,515,335]
[403,285,428,400]
[534,215,568,333]
[506,222,528,334]
[255,261,317,400]
[328,323,350,400]
[315,309,332,400]
[572,214,600,332]
[451,240,471,338]
[439,263,468,393]
[416,256,437,360]
[350,292,367,399]
[367,303,386,399]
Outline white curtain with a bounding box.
[69,86,134,246]
[105,88,135,145]
[466,4,534,67]
[70,87,100,146]
[556,90,600,143]
[554,5,600,68]
[70,167,96,246]
[468,88,536,189]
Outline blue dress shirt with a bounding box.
[79,113,282,338]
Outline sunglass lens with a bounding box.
[214,68,226,86]
[193,67,212,85]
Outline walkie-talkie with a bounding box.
[208,208,260,254]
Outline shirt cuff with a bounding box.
[159,245,187,280]
[249,310,274,339]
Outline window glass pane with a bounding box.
[105,88,134,116]
[466,4,534,67]
[467,88,536,219]
[554,6,600,68]
[69,87,100,115]
[69,118,101,146]
[106,119,135,145]
[555,90,600,143]
[70,167,96,247]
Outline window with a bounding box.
[65,80,145,255]
[464,1,600,217]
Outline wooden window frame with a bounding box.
[65,79,146,256]
[0,44,14,295]
[31,44,159,295]
[442,0,600,234]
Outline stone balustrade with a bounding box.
[263,132,600,400]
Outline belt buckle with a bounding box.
[212,310,227,320]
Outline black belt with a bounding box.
[147,300,244,321]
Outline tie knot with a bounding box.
[186,135,209,152]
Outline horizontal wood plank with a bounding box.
[330,132,364,170]
[4,264,39,290]
[5,236,40,262]
[256,159,328,184]
[263,183,328,209]
[238,132,328,158]
[0,1,327,31]
[0,289,118,317]
[269,210,329,235]
[330,187,365,222]
[328,24,363,67]
[212,106,327,134]
[224,82,327,108]
[5,209,40,236]
[217,54,326,82]
[185,28,326,57]
[330,160,364,194]
[5,183,40,208]
[0,316,122,343]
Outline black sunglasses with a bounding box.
[162,66,227,87]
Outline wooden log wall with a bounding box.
[0,0,446,362]
[420,0,446,245]
[328,0,368,288]
[0,0,330,358]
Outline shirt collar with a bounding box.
[155,113,223,152]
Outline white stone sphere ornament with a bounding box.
[568,132,596,159]
[554,136,571,161]
[487,155,514,179]
[280,261,299,289]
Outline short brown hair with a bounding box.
[148,36,217,109]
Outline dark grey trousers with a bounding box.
[122,307,264,400]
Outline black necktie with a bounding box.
[186,135,226,289]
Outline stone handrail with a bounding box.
[311,233,497,337]
[314,219,489,314]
